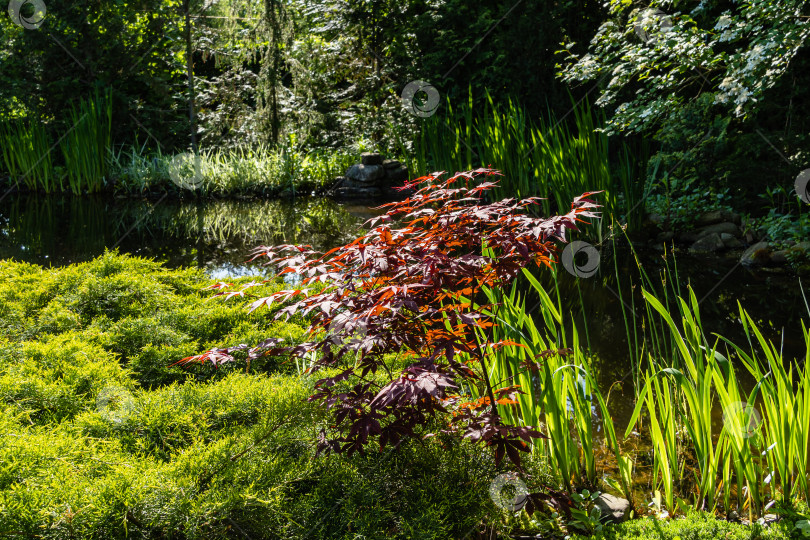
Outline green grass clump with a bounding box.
[0,119,55,191]
[110,143,359,197]
[0,92,113,194]
[571,511,792,540]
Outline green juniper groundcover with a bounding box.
[0,253,501,539]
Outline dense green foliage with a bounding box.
[570,512,791,540]
[411,93,649,235]
[0,253,521,538]
[561,0,810,218]
[2,0,809,236]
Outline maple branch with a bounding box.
[472,279,500,424]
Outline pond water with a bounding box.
[1,194,807,429]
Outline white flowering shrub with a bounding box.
[559,0,810,134]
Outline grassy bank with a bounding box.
[0,92,360,197]
[0,253,506,539]
[109,143,359,198]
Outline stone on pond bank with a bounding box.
[696,210,742,227]
[595,493,631,523]
[679,221,741,243]
[386,166,409,183]
[689,232,725,253]
[741,241,772,267]
[720,233,742,249]
[360,152,383,166]
[345,164,385,183]
[329,153,411,201]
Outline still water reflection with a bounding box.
[0,195,374,278]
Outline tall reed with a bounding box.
[410,91,648,240]
[0,119,56,191]
[473,241,809,519]
[463,261,633,500]
[60,89,113,194]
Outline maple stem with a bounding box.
[474,280,500,421]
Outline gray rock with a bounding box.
[697,210,741,226]
[741,242,772,267]
[385,165,409,183]
[795,241,810,253]
[346,164,385,183]
[328,176,384,199]
[689,233,725,253]
[720,233,742,249]
[342,177,380,189]
[728,510,740,522]
[595,493,630,523]
[680,222,740,243]
[382,159,401,169]
[360,152,383,166]
[770,250,789,264]
[383,186,414,199]
[656,231,675,243]
[647,213,665,225]
[699,222,741,238]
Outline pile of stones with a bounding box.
[646,209,810,270]
[328,153,411,200]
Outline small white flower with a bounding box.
[715,15,732,30]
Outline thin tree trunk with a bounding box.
[265,0,281,146]
[183,0,198,155]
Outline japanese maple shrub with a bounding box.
[178,169,599,467]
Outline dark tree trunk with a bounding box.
[183,0,198,155]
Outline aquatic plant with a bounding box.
[470,270,633,498]
[408,91,648,240]
[0,118,56,191]
[59,89,113,194]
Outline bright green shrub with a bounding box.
[571,512,792,540]
[0,334,129,423]
[0,253,527,539]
